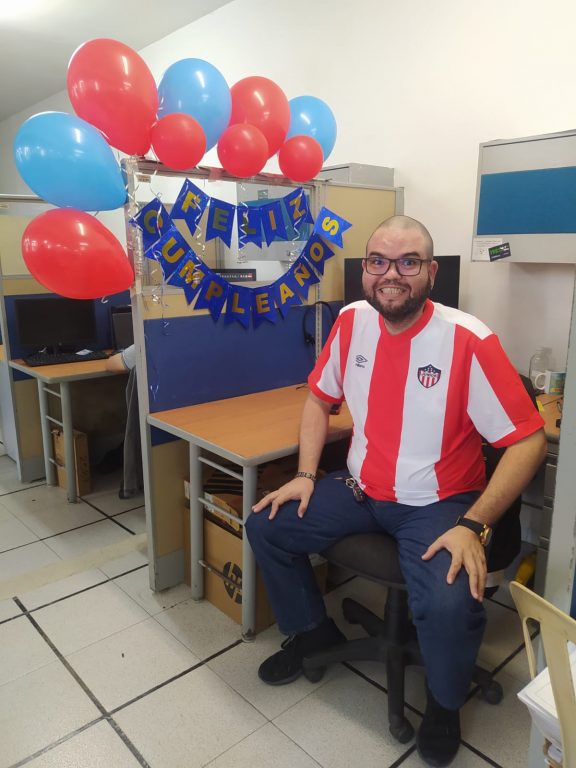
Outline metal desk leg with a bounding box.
[60,382,77,503]
[189,443,204,599]
[241,465,258,640]
[37,380,57,486]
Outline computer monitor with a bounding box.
[14,297,98,353]
[111,305,134,350]
[344,255,460,309]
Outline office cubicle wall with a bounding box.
[122,159,402,589]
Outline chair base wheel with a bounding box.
[303,665,326,683]
[389,717,414,743]
[479,681,503,704]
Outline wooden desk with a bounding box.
[149,384,353,638]
[9,357,125,502]
[537,394,562,443]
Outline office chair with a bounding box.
[510,581,576,768]
[302,376,538,743]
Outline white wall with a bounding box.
[1,0,575,372]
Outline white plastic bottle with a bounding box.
[529,347,550,391]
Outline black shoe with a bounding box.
[416,687,461,767]
[258,617,345,686]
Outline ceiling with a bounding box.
[0,0,234,122]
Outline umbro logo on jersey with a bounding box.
[417,364,441,388]
[355,354,368,368]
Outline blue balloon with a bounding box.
[13,112,127,211]
[157,59,231,151]
[287,96,337,160]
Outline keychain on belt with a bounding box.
[335,475,365,503]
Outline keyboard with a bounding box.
[23,350,110,367]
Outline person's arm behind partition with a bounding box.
[252,392,332,520]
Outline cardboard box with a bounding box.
[183,486,327,633]
[51,428,91,496]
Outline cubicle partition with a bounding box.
[122,159,401,635]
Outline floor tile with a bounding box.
[82,472,144,516]
[97,547,149,579]
[461,669,532,767]
[400,744,492,767]
[0,505,39,552]
[42,518,136,560]
[0,613,58,686]
[0,484,105,538]
[274,667,414,768]
[205,722,322,768]
[115,666,265,768]
[208,623,341,719]
[33,581,150,656]
[113,506,147,534]
[0,660,100,767]
[25,720,142,767]
[478,598,527,680]
[155,596,241,659]
[19,569,108,611]
[0,455,44,495]
[0,540,61,584]
[66,617,200,710]
[0,598,23,622]
[114,565,192,615]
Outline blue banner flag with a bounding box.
[225,284,253,328]
[206,199,235,247]
[313,206,352,248]
[194,271,229,321]
[150,226,192,280]
[301,234,335,276]
[290,255,320,300]
[270,270,304,318]
[131,198,172,252]
[237,204,263,249]
[259,199,288,245]
[252,286,278,328]
[172,179,209,234]
[284,187,314,234]
[168,252,205,304]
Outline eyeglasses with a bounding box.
[364,256,431,276]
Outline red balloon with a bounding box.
[278,135,324,182]
[22,209,134,299]
[229,76,290,157]
[67,39,158,156]
[151,114,206,170]
[217,124,269,177]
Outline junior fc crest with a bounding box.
[417,364,441,389]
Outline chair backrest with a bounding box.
[509,581,576,765]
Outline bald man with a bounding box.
[246,216,545,766]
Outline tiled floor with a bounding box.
[0,454,535,768]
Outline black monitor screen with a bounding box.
[344,255,460,309]
[14,297,98,351]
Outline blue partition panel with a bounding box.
[145,303,340,413]
[478,167,576,234]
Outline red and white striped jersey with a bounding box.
[308,300,544,505]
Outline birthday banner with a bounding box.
[131,181,351,329]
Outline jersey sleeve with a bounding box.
[307,313,347,404]
[467,334,544,447]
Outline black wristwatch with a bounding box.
[455,516,492,547]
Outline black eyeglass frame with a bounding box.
[363,256,432,276]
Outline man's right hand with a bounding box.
[251,477,315,520]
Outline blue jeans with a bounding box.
[245,471,486,709]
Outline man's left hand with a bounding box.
[421,526,487,602]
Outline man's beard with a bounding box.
[364,275,432,323]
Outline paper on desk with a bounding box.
[517,642,576,754]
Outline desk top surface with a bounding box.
[537,394,562,443]
[148,384,353,466]
[9,356,123,383]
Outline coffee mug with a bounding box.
[534,369,566,395]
